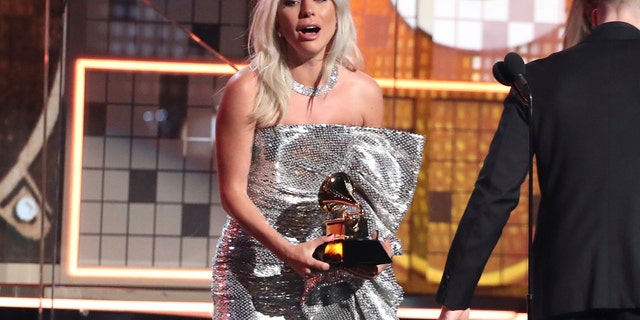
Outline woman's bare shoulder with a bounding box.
[340,68,382,96]
[225,67,259,94]
[337,67,384,126]
[218,67,259,119]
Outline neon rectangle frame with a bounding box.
[64,58,508,286]
[64,58,239,286]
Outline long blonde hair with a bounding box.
[247,0,363,127]
[563,0,598,48]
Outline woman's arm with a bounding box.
[215,68,333,277]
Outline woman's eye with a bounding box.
[283,0,300,7]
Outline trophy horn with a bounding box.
[318,172,360,212]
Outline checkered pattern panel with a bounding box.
[424,0,565,50]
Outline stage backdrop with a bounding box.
[0,0,568,311]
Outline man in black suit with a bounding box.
[436,1,640,319]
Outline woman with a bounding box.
[212,0,424,318]
[563,0,598,48]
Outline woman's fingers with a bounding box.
[290,234,340,276]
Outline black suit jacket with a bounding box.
[436,22,640,319]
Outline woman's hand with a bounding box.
[373,231,393,276]
[285,234,334,277]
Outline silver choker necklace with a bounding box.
[291,66,338,97]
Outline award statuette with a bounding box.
[313,172,392,266]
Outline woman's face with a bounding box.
[276,0,337,64]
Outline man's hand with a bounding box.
[438,305,471,320]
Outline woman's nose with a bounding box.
[299,1,315,18]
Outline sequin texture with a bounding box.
[291,66,338,97]
[212,124,425,319]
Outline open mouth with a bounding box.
[299,26,320,34]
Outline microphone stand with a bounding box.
[511,67,535,320]
[493,55,535,318]
[525,90,534,320]
[508,72,535,320]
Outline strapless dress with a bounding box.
[212,124,425,319]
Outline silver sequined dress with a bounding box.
[212,124,425,319]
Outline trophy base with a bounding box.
[313,239,392,266]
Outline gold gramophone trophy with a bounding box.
[313,172,391,266]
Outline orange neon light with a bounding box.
[68,58,508,282]
[376,78,509,93]
[0,297,213,318]
[396,308,523,320]
[0,297,527,320]
[68,59,238,281]
[75,58,242,74]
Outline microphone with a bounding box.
[493,52,531,105]
[492,61,511,86]
[504,52,531,104]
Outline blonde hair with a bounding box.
[247,0,363,127]
[564,0,599,49]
